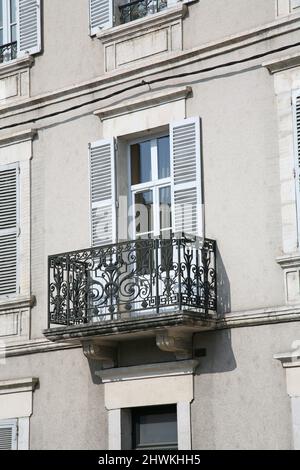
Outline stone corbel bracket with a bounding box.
[82,340,117,369]
[156,331,193,360]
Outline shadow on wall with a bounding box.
[194,328,236,375]
[216,245,231,317]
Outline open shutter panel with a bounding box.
[17,0,41,56]
[89,139,116,246]
[170,117,203,237]
[0,164,18,297]
[0,420,18,450]
[89,0,113,35]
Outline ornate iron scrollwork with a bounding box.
[48,235,217,326]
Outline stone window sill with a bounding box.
[0,55,33,78]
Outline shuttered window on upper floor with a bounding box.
[89,0,181,34]
[0,163,19,298]
[0,420,17,450]
[89,116,203,246]
[0,0,41,62]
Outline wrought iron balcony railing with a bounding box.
[0,42,17,64]
[48,235,217,327]
[119,0,168,24]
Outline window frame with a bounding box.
[0,0,16,46]
[128,133,172,240]
[131,404,178,450]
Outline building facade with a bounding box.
[1,0,300,450]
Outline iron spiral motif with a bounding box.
[48,236,217,326]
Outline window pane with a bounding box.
[131,141,152,185]
[10,0,16,24]
[133,405,178,450]
[0,1,3,28]
[0,29,3,46]
[134,190,153,235]
[159,186,171,232]
[157,136,170,179]
[10,24,16,42]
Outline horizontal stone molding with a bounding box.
[97,359,199,383]
[3,338,80,358]
[0,56,34,78]
[0,377,38,395]
[1,13,300,119]
[219,304,300,329]
[0,128,37,148]
[94,86,191,120]
[43,311,216,342]
[0,295,35,313]
[263,52,300,73]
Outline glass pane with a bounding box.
[157,136,170,179]
[131,141,152,185]
[133,406,177,449]
[134,190,153,235]
[10,0,16,24]
[0,29,3,46]
[0,1,3,28]
[159,186,172,232]
[10,24,16,42]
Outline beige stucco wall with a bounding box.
[0,320,296,449]
[1,0,300,451]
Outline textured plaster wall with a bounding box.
[0,348,107,450]
[192,321,297,449]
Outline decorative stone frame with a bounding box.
[97,3,187,72]
[0,129,36,343]
[0,56,33,104]
[263,59,300,304]
[96,360,198,450]
[0,377,38,450]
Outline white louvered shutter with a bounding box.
[294,92,300,238]
[89,0,113,35]
[89,139,116,246]
[170,117,203,237]
[0,164,19,298]
[17,0,42,56]
[0,420,18,450]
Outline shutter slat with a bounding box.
[0,420,17,450]
[90,0,113,34]
[17,0,41,56]
[170,117,203,237]
[0,165,18,297]
[89,140,116,246]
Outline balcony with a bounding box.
[44,236,217,353]
[119,0,168,24]
[0,42,17,64]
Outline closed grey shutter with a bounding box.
[17,0,41,56]
[89,0,113,35]
[0,420,17,450]
[170,117,203,237]
[0,164,19,297]
[89,139,116,246]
